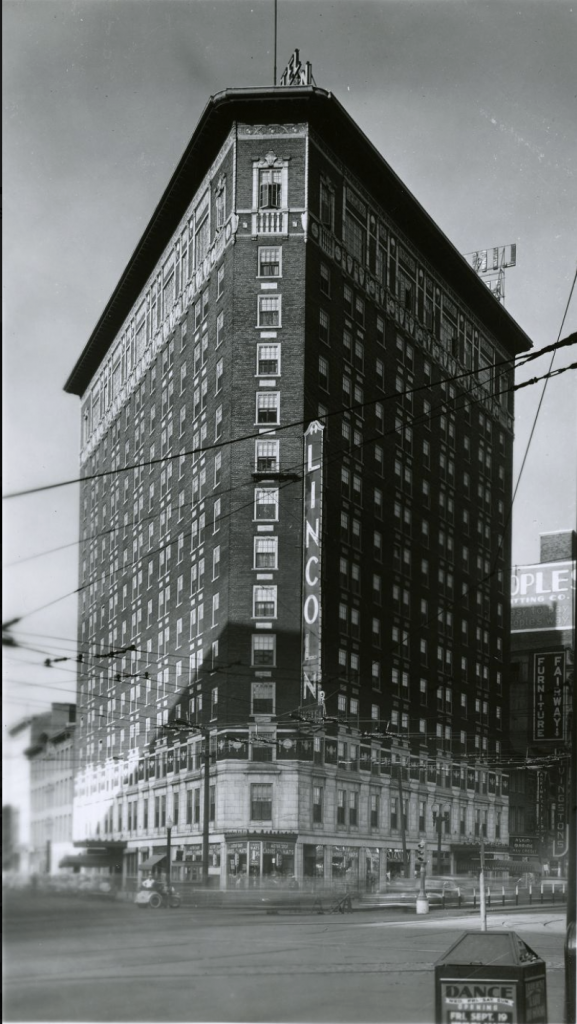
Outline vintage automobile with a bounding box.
[135,882,181,909]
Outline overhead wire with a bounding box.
[2,334,574,502]
[4,353,574,634]
[5,308,576,774]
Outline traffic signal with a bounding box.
[416,841,426,865]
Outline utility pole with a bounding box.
[396,760,410,879]
[479,837,487,932]
[166,817,173,889]
[201,728,211,887]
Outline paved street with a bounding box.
[3,891,567,1023]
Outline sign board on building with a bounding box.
[509,836,539,858]
[302,422,324,705]
[466,244,517,274]
[279,49,313,87]
[533,652,565,741]
[552,759,569,858]
[511,560,575,631]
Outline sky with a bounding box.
[3,0,577,743]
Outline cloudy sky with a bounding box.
[3,0,576,734]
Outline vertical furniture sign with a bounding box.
[533,652,565,741]
[302,422,324,705]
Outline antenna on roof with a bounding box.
[463,243,517,305]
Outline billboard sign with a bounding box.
[302,421,324,705]
[552,760,569,858]
[533,652,565,741]
[511,560,575,631]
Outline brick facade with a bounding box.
[65,87,532,888]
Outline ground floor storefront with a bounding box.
[125,834,442,890]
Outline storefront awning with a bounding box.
[140,852,167,870]
[480,859,541,871]
[59,854,115,869]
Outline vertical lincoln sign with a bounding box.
[302,422,324,706]
[533,652,565,741]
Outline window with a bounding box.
[214,452,222,488]
[195,217,209,266]
[259,168,281,209]
[345,208,366,264]
[320,181,334,228]
[257,295,281,327]
[255,439,279,473]
[337,790,346,825]
[258,246,282,277]
[253,585,277,618]
[252,634,276,667]
[312,785,323,824]
[251,783,272,820]
[343,284,353,317]
[217,264,225,298]
[319,309,330,345]
[254,487,279,520]
[254,536,278,568]
[256,392,280,425]
[320,263,330,296]
[319,356,329,391]
[215,406,223,440]
[216,310,224,347]
[349,791,358,826]
[213,497,221,532]
[215,358,224,394]
[257,344,280,376]
[215,176,226,229]
[252,681,275,714]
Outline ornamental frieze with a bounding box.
[237,123,307,136]
[80,214,239,465]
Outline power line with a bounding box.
[3,336,574,502]
[3,359,572,632]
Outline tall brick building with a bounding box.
[65,73,532,888]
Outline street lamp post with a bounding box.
[416,841,429,915]
[45,825,52,875]
[166,816,173,890]
[201,730,210,887]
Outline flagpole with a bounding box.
[273,0,278,85]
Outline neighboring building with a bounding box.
[64,65,532,888]
[509,530,575,876]
[2,806,21,873]
[25,703,77,875]
[5,716,36,875]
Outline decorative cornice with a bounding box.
[237,123,307,136]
